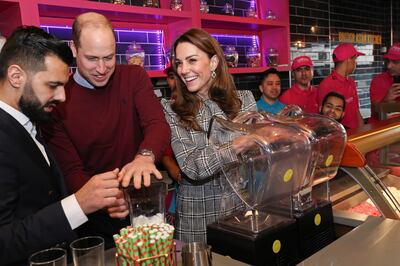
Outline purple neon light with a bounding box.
[41,25,166,69]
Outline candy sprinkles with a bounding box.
[114,223,175,265]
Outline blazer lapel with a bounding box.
[42,139,68,197]
[0,109,68,197]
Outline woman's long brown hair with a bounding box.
[171,28,242,130]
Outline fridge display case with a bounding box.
[330,117,400,229]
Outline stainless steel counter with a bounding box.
[299,216,400,265]
[104,247,249,266]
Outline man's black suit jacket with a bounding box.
[0,108,76,265]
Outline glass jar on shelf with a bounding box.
[224,45,239,68]
[246,46,261,67]
[126,42,145,67]
[143,0,159,8]
[246,1,257,18]
[267,48,279,67]
[170,0,183,11]
[246,6,257,18]
[222,3,234,16]
[110,0,125,4]
[266,9,277,20]
[200,0,209,13]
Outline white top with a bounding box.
[0,100,87,229]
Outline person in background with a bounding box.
[42,12,170,248]
[318,43,365,129]
[320,91,346,123]
[0,26,127,265]
[162,66,182,225]
[369,43,400,121]
[280,56,319,113]
[165,66,177,93]
[161,28,257,243]
[256,68,285,114]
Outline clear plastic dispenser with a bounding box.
[208,114,312,233]
[266,106,348,211]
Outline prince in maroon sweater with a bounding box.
[42,64,170,246]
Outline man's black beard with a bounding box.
[19,97,52,124]
[19,84,53,124]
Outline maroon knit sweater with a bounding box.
[42,65,170,193]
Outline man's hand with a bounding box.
[75,168,120,215]
[119,155,162,189]
[384,83,400,102]
[107,190,129,218]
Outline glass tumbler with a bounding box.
[70,236,105,266]
[29,248,67,266]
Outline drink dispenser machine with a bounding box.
[206,114,312,265]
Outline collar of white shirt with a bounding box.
[73,69,95,90]
[0,100,31,130]
[0,100,50,165]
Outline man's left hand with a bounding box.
[119,155,162,189]
[107,190,129,218]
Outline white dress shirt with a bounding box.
[0,100,87,229]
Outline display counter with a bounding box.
[298,216,400,266]
[329,117,400,228]
[101,246,250,265]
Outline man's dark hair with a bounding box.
[0,26,73,80]
[260,67,280,84]
[322,91,346,109]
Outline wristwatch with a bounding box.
[138,148,155,161]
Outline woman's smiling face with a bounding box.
[175,42,215,99]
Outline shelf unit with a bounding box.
[0,0,290,76]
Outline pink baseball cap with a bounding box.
[291,56,313,70]
[384,43,400,61]
[332,43,365,62]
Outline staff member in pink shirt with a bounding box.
[318,43,365,129]
[369,43,400,121]
[280,56,319,113]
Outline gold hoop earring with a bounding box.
[211,70,216,79]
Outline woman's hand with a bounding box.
[232,135,256,155]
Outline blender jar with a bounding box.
[124,182,167,226]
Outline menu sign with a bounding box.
[339,32,382,45]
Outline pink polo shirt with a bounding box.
[370,71,398,102]
[279,83,319,113]
[318,70,360,129]
[369,71,400,122]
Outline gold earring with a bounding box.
[211,70,216,79]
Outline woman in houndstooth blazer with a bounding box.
[161,28,257,243]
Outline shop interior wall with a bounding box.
[155,0,397,118]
